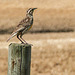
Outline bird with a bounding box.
[7,8,37,45]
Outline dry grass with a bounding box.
[0,0,75,33]
[0,33,75,75]
[0,0,75,75]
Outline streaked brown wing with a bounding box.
[17,17,30,27]
[13,25,25,34]
[13,17,30,33]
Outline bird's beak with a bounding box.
[33,8,37,10]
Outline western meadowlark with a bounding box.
[7,8,37,45]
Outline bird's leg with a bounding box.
[20,35,33,46]
[20,35,28,43]
[17,35,24,44]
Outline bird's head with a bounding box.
[26,8,37,16]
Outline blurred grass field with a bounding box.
[0,0,75,33]
[0,33,75,75]
[0,0,75,75]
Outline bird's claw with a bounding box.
[26,43,33,46]
[21,42,33,46]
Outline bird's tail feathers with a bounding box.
[7,32,17,42]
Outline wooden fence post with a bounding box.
[7,43,31,75]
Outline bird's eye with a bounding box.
[30,11,32,14]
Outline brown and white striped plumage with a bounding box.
[7,8,37,44]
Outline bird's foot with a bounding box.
[21,42,33,46]
[21,42,25,44]
[26,43,33,46]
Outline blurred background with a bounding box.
[0,0,75,75]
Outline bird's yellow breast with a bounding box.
[28,25,33,31]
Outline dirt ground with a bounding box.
[0,32,75,75]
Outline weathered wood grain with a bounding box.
[8,43,31,75]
